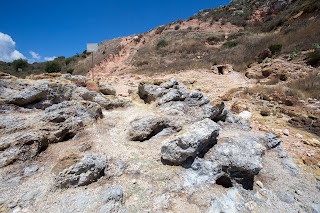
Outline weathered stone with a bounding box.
[101,186,123,203]
[138,83,167,103]
[8,83,51,107]
[211,136,265,175]
[158,89,186,105]
[55,154,106,188]
[202,102,227,122]
[42,100,103,123]
[0,132,47,168]
[184,90,210,107]
[209,135,266,189]
[99,84,116,96]
[183,158,223,187]
[265,133,281,149]
[128,115,180,141]
[160,78,178,89]
[283,129,290,136]
[161,118,220,165]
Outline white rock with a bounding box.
[295,133,303,139]
[238,111,252,120]
[256,181,264,188]
[283,129,290,136]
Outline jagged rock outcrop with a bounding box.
[209,136,266,189]
[161,118,220,165]
[1,72,131,110]
[183,123,281,190]
[55,154,106,188]
[138,78,227,123]
[0,73,130,168]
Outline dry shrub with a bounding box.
[287,72,320,99]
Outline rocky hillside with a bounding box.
[0,0,319,212]
[81,0,320,76]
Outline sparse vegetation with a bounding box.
[45,61,62,73]
[155,26,165,34]
[268,44,282,55]
[306,44,320,67]
[206,36,222,45]
[223,41,239,48]
[287,72,320,99]
[174,25,180,30]
[65,58,73,65]
[12,59,28,71]
[156,39,169,49]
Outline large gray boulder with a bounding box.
[128,115,180,141]
[98,83,116,96]
[42,100,103,123]
[0,132,47,168]
[55,154,107,188]
[72,87,131,110]
[161,118,220,165]
[41,100,103,143]
[209,135,266,189]
[137,79,228,124]
[138,83,167,103]
[8,83,51,107]
[210,137,266,175]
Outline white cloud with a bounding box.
[44,56,57,61]
[30,51,41,60]
[28,51,41,63]
[0,32,26,62]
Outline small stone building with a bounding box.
[211,64,233,75]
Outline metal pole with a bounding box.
[92,52,94,81]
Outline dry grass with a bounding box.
[287,72,320,99]
[242,71,320,100]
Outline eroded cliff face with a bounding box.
[0,72,319,212]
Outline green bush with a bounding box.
[156,39,169,49]
[45,61,62,73]
[12,59,28,71]
[65,58,73,65]
[174,25,180,30]
[268,44,282,55]
[223,41,239,48]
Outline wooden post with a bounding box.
[92,52,94,81]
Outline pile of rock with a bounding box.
[0,72,131,168]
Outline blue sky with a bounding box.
[0,0,230,62]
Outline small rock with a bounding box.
[282,129,290,136]
[99,84,116,96]
[260,108,271,116]
[295,133,303,139]
[55,154,106,188]
[79,143,91,152]
[23,165,39,176]
[295,190,302,195]
[256,181,264,188]
[238,111,252,120]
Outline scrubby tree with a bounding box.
[12,59,28,71]
[45,61,62,73]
